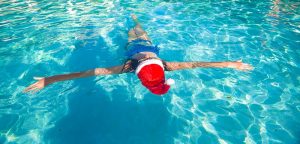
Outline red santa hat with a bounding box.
[136,59,174,95]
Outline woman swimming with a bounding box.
[24,14,253,95]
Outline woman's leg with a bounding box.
[128,14,151,42]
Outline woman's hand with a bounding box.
[226,60,253,71]
[24,77,49,93]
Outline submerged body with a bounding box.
[24,14,253,95]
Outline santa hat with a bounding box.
[136,59,174,95]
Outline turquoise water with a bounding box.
[1,0,300,143]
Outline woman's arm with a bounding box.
[165,60,253,71]
[24,65,125,92]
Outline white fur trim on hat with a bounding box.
[135,59,164,74]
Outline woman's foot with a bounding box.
[131,14,139,24]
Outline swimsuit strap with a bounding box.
[137,57,160,63]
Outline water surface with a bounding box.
[0,0,300,143]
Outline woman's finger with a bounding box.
[24,82,38,92]
[245,64,253,70]
[24,85,36,92]
[241,64,253,71]
[24,85,34,92]
[31,88,41,94]
[24,86,35,92]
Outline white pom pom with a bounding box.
[166,78,175,85]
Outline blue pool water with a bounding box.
[1,0,300,143]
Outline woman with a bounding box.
[24,14,253,95]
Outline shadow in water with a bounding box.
[44,25,181,144]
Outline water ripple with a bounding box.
[1,0,300,143]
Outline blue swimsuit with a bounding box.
[125,39,159,58]
[122,39,169,73]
